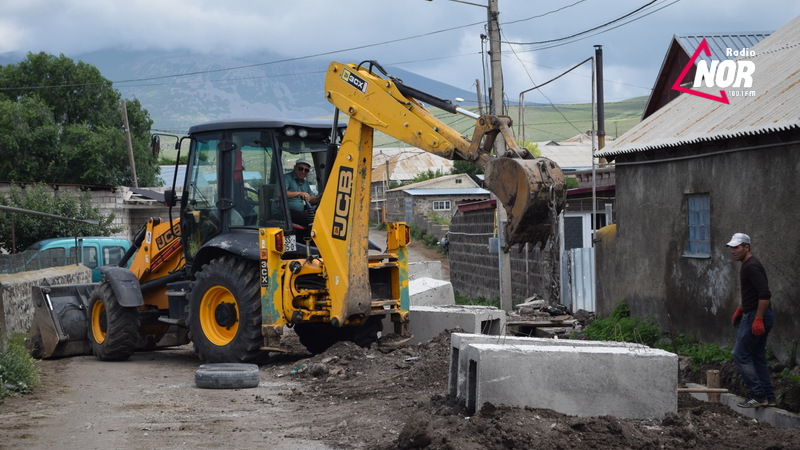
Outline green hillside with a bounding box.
[373,96,648,148]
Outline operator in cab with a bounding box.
[284,158,318,226]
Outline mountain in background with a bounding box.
[1,49,483,134]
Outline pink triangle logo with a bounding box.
[671,38,730,104]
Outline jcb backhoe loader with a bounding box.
[28,60,565,363]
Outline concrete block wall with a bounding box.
[464,342,677,419]
[448,204,560,305]
[0,265,92,337]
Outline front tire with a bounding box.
[88,283,140,361]
[188,256,265,363]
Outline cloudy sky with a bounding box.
[1,0,798,105]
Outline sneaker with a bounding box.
[767,398,778,407]
[737,398,767,408]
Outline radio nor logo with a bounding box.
[671,38,756,104]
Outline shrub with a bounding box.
[573,301,661,346]
[0,334,41,401]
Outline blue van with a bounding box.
[18,237,132,282]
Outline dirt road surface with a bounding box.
[3,330,800,449]
[3,236,799,448]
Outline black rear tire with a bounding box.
[188,256,266,363]
[88,283,140,361]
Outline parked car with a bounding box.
[8,237,131,282]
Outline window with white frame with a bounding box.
[432,200,451,211]
[686,194,710,257]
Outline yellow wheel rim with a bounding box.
[199,286,239,346]
[91,301,107,344]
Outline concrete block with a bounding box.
[382,277,455,333]
[408,277,454,306]
[449,333,649,401]
[407,305,505,345]
[408,261,442,281]
[465,343,677,419]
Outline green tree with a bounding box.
[0,184,120,253]
[0,52,158,186]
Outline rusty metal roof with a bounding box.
[598,16,800,158]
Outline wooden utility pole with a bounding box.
[121,100,138,188]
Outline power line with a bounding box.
[507,0,659,46]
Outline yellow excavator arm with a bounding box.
[323,60,566,250]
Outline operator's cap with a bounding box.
[726,233,751,247]
[295,158,311,168]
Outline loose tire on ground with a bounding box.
[188,255,266,363]
[194,363,260,389]
[88,282,140,361]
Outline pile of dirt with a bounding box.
[265,329,800,449]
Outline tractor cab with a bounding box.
[177,119,344,268]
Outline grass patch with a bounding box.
[655,335,732,369]
[454,292,500,309]
[572,302,661,346]
[410,224,446,255]
[0,334,41,401]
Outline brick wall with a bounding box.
[448,200,560,306]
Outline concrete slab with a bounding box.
[407,306,505,345]
[686,383,800,429]
[465,343,677,419]
[449,333,649,401]
[408,277,454,306]
[408,261,442,281]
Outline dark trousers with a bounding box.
[733,309,775,401]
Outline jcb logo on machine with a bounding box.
[155,222,181,250]
[332,167,353,240]
[341,68,368,93]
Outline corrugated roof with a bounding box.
[389,173,480,191]
[537,136,598,169]
[598,16,800,158]
[676,33,771,65]
[372,148,454,183]
[402,188,490,196]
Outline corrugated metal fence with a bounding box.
[564,247,596,312]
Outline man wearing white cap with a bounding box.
[727,233,776,408]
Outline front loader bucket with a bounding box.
[484,156,566,251]
[27,284,95,359]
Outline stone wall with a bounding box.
[448,200,560,306]
[0,265,92,337]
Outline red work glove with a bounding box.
[752,317,765,336]
[731,307,743,326]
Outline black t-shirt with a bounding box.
[741,255,771,312]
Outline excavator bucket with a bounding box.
[484,156,566,251]
[27,284,93,359]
